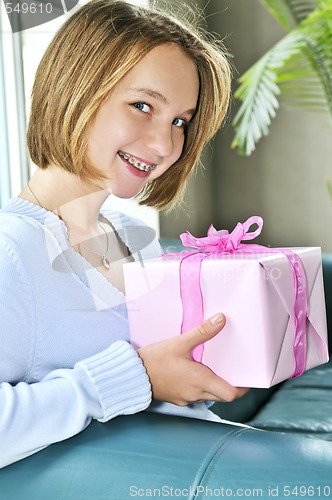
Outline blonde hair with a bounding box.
[27,0,232,210]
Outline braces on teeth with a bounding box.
[118,151,156,172]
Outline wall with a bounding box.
[160,0,332,251]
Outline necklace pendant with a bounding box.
[102,255,111,270]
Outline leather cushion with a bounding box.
[1,413,332,498]
[249,360,332,439]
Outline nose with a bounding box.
[145,123,176,159]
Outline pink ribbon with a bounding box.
[180,216,264,253]
[166,216,308,379]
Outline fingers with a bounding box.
[181,313,226,352]
[188,360,249,404]
[203,381,250,403]
[137,312,250,407]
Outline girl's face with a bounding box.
[87,43,200,198]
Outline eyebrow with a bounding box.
[130,87,197,117]
[131,87,169,104]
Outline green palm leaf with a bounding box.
[232,1,332,156]
[260,0,318,31]
[278,52,328,111]
[300,4,332,109]
[232,31,304,156]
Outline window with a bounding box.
[0,3,28,204]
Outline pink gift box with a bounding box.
[124,218,329,388]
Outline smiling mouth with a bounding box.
[118,151,157,172]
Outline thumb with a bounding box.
[182,313,226,352]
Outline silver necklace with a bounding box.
[26,181,112,270]
[77,221,111,270]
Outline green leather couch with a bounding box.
[0,250,331,499]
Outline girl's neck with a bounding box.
[20,165,111,232]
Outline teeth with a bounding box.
[118,151,156,172]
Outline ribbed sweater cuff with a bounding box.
[75,341,152,422]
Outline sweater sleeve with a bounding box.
[0,238,152,469]
[0,341,151,468]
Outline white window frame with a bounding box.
[0,3,29,205]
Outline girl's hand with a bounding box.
[137,313,249,406]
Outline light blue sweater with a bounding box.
[0,198,221,468]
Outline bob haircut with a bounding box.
[27,0,232,210]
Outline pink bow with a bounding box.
[180,216,264,254]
